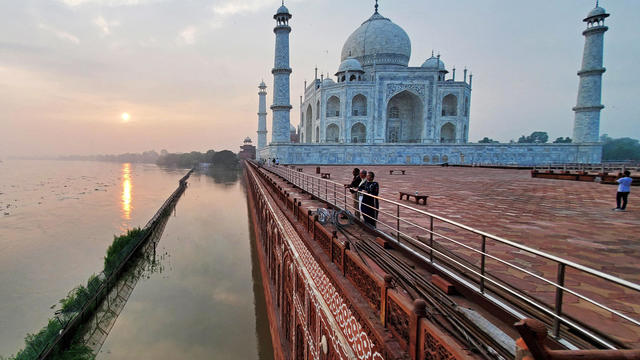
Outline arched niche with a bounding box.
[442,94,458,116]
[386,90,424,143]
[305,105,313,144]
[326,124,340,143]
[441,122,456,143]
[327,96,340,117]
[352,94,367,116]
[351,123,366,143]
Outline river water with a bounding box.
[0,160,273,359]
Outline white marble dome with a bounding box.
[337,58,364,73]
[322,78,335,86]
[340,12,411,67]
[421,56,445,70]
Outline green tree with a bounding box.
[518,131,549,143]
[602,136,640,161]
[553,137,572,144]
[478,137,498,143]
[212,150,239,168]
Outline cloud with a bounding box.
[210,0,303,27]
[212,0,278,16]
[59,0,161,7]
[93,16,119,36]
[38,24,80,44]
[179,26,196,45]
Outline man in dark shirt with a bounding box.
[359,171,379,228]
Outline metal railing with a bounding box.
[259,163,640,350]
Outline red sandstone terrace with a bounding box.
[247,161,640,359]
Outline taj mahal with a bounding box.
[257,2,608,165]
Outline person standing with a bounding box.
[355,170,367,218]
[614,170,632,211]
[359,171,379,228]
[345,168,361,217]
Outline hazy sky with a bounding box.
[1,0,638,157]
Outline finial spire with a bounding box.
[375,0,379,14]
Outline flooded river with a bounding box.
[0,160,272,359]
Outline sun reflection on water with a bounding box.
[121,163,132,220]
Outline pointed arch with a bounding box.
[327,96,340,117]
[352,94,367,116]
[442,94,458,116]
[441,122,456,143]
[305,105,313,144]
[326,124,340,143]
[385,90,424,143]
[351,122,366,143]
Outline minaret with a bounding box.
[257,81,268,158]
[270,3,293,144]
[572,2,609,143]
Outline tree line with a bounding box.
[477,132,640,161]
[59,149,240,168]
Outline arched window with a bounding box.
[327,96,340,117]
[326,124,340,143]
[351,123,366,143]
[385,91,424,143]
[315,126,319,143]
[432,155,440,163]
[305,105,313,144]
[442,155,449,162]
[352,94,367,116]
[442,94,458,116]
[463,96,469,116]
[441,123,456,143]
[316,100,320,119]
[423,155,430,163]
[349,74,357,81]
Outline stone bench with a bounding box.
[389,169,406,175]
[399,191,428,205]
[320,173,331,179]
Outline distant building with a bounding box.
[259,3,606,165]
[238,137,256,160]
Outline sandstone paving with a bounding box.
[290,165,640,346]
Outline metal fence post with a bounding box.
[553,263,566,338]
[396,204,400,241]
[480,235,486,294]
[429,217,434,263]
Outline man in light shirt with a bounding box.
[613,170,632,211]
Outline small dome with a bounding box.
[421,56,445,70]
[322,78,336,86]
[337,58,363,73]
[244,137,252,143]
[276,4,290,15]
[588,6,606,18]
[341,12,411,67]
[259,80,266,87]
[584,6,609,21]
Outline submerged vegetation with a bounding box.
[156,150,238,169]
[5,228,148,360]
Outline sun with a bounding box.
[121,113,130,123]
